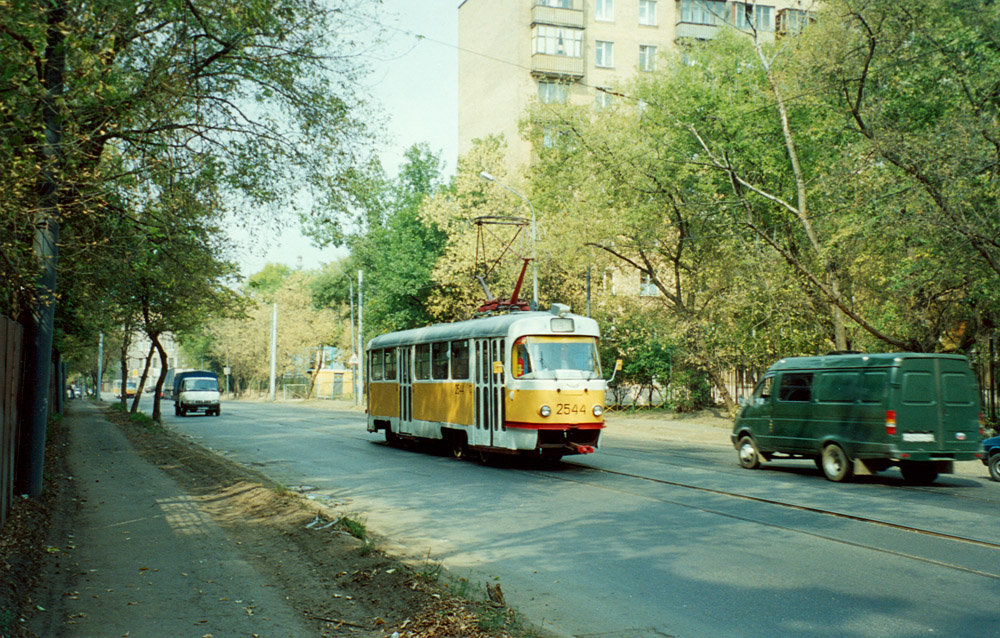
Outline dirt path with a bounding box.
[2,403,528,638]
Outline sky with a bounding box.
[233,1,459,277]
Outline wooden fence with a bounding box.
[1,315,24,530]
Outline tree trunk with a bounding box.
[130,342,155,414]
[119,323,132,409]
[151,335,169,421]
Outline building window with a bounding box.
[538,81,569,104]
[532,25,583,57]
[539,0,573,7]
[639,273,658,296]
[679,0,724,25]
[639,0,657,26]
[595,87,614,108]
[595,0,613,21]
[777,8,812,35]
[732,2,774,32]
[595,40,614,68]
[639,45,657,72]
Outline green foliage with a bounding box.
[0,0,376,387]
[519,5,1000,410]
[307,143,449,335]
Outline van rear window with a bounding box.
[942,372,973,405]
[778,373,813,402]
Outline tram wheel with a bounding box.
[821,444,854,482]
[450,436,468,460]
[385,427,399,446]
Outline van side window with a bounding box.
[902,371,934,405]
[753,376,773,400]
[778,373,813,402]
[942,372,973,405]
[859,372,886,404]
[816,372,857,403]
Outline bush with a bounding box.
[667,369,713,413]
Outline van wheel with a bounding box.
[821,444,854,482]
[737,436,761,469]
[900,461,938,484]
[990,454,1000,482]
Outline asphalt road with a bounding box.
[147,396,1000,638]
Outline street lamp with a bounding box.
[479,170,538,311]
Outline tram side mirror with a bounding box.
[608,358,623,383]
[493,361,504,375]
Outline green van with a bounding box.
[732,353,985,483]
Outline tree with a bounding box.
[1,0,379,486]
[806,0,1000,347]
[207,268,341,396]
[306,143,449,335]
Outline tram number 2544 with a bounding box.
[556,403,588,415]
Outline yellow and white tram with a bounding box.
[366,304,607,459]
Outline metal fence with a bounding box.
[1,315,24,530]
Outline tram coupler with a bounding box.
[568,442,595,455]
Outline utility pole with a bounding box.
[357,270,364,405]
[349,278,357,405]
[268,302,277,401]
[96,332,103,399]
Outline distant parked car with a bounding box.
[982,435,1000,482]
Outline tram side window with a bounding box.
[415,344,431,380]
[451,340,470,380]
[432,342,449,380]
[370,350,384,381]
[384,349,397,380]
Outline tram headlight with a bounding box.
[539,405,552,417]
[593,405,604,417]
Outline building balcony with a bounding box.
[531,53,585,79]
[674,21,776,44]
[532,4,584,29]
[674,22,720,40]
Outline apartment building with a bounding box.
[458,0,816,173]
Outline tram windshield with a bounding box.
[512,336,601,380]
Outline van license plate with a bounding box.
[902,433,935,442]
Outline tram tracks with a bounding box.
[602,442,1000,504]
[530,458,1000,580]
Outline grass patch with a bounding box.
[338,516,367,541]
[416,551,443,583]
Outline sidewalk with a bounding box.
[26,401,315,638]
